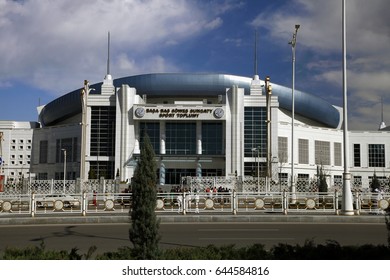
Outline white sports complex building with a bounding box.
[1,71,388,193]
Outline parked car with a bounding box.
[36,194,80,208]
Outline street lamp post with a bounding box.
[80,80,94,182]
[341,0,354,215]
[62,149,67,193]
[289,24,300,198]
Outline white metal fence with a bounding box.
[1,191,389,217]
[1,178,389,217]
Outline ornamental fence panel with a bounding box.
[286,192,337,214]
[355,191,390,215]
[235,192,284,213]
[183,192,234,214]
[0,194,31,215]
[32,193,83,216]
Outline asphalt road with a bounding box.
[0,222,388,256]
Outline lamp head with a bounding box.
[295,24,300,30]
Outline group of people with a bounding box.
[168,185,232,194]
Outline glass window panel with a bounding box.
[354,144,361,167]
[315,140,330,165]
[166,122,196,155]
[334,142,342,166]
[368,144,385,167]
[202,122,223,155]
[244,107,267,157]
[140,122,160,154]
[298,139,309,164]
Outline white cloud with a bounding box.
[0,0,218,94]
[224,38,242,47]
[204,17,223,30]
[251,0,390,130]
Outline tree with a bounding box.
[128,132,160,259]
[370,171,381,192]
[318,165,328,193]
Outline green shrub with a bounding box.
[2,241,390,260]
[0,242,96,260]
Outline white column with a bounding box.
[196,121,202,155]
[134,129,140,154]
[160,121,166,154]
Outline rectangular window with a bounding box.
[334,142,342,166]
[140,122,160,154]
[315,140,330,165]
[353,144,361,167]
[278,137,288,163]
[166,122,196,155]
[244,107,267,157]
[298,139,309,164]
[89,161,115,180]
[39,140,48,164]
[165,168,196,185]
[73,137,78,163]
[56,138,73,163]
[90,106,116,157]
[244,161,266,176]
[368,144,385,167]
[202,122,223,155]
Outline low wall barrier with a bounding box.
[0,191,389,217]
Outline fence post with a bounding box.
[31,192,35,218]
[283,191,288,215]
[82,191,87,216]
[335,190,339,215]
[182,192,186,215]
[232,190,237,215]
[355,191,360,215]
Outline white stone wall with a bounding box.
[0,121,39,182]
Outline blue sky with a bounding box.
[0,0,389,130]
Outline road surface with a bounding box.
[0,222,387,256]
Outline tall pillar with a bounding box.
[228,86,244,177]
[159,162,165,185]
[160,121,166,155]
[196,162,202,177]
[196,121,202,155]
[134,121,140,154]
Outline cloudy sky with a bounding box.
[0,0,389,130]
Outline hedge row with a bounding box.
[2,241,390,260]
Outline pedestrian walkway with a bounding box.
[0,212,387,225]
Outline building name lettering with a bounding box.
[144,108,214,119]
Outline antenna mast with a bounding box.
[379,96,386,129]
[254,30,257,76]
[381,96,384,123]
[107,31,110,75]
[254,30,258,78]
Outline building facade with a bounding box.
[18,73,390,191]
[0,121,39,185]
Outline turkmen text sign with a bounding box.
[134,106,225,120]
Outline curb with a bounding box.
[0,214,387,225]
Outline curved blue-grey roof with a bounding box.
[39,73,340,128]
